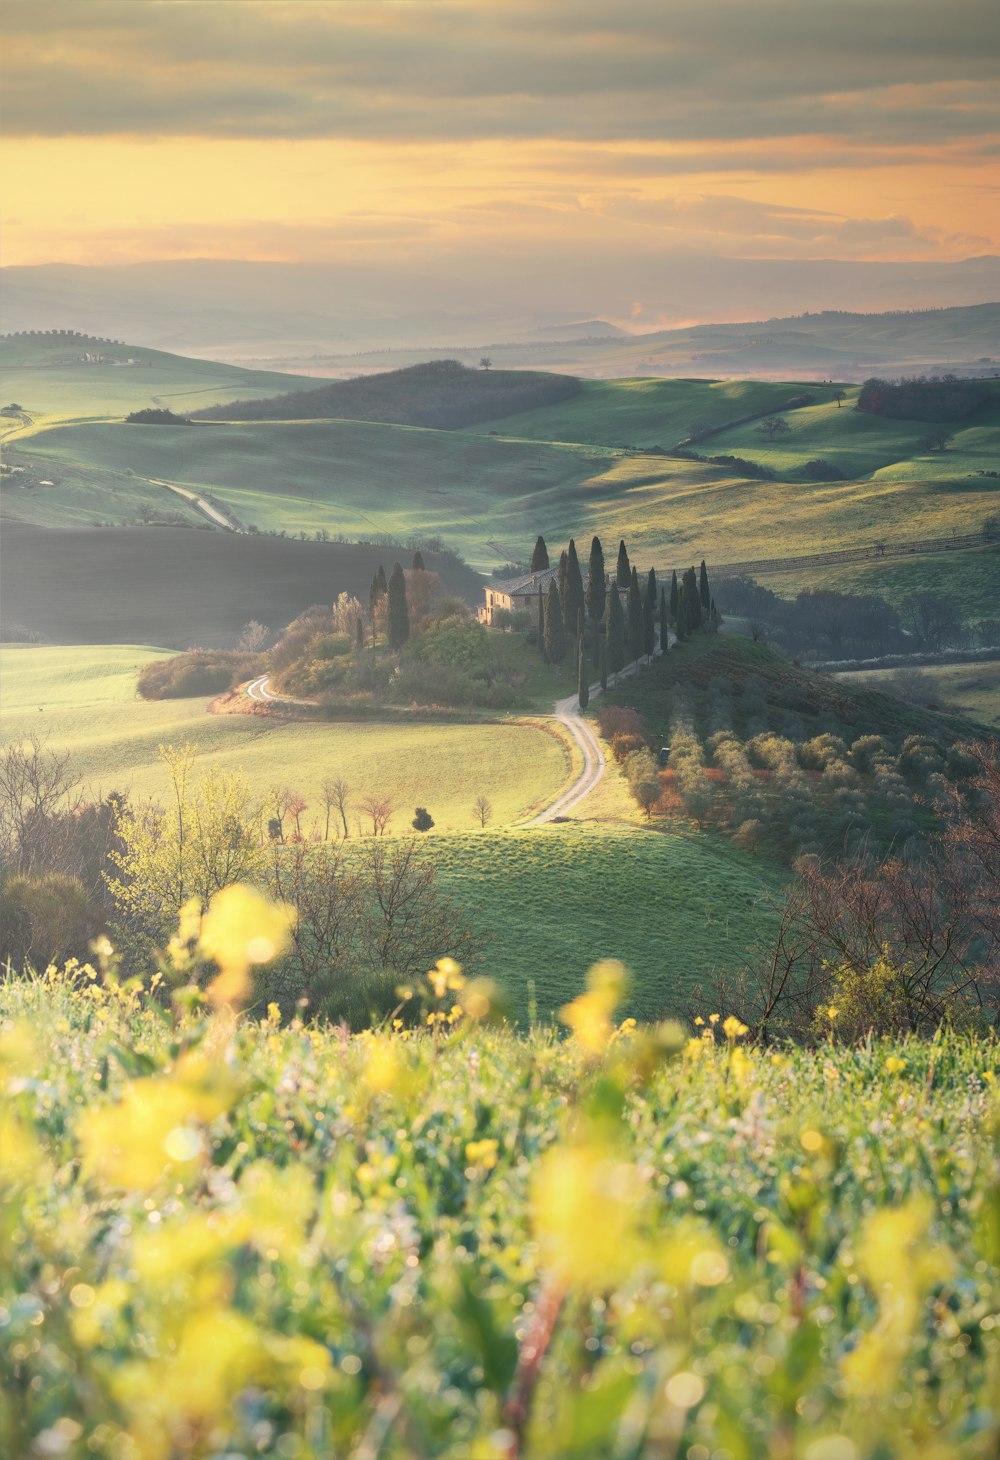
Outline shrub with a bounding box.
[0,872,100,967]
[137,651,260,699]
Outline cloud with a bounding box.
[2,0,998,151]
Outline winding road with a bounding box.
[243,633,667,824]
[142,476,242,532]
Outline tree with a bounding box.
[578,644,590,709]
[599,635,608,691]
[238,620,269,653]
[480,356,492,370]
[681,566,702,630]
[699,560,710,614]
[901,591,964,652]
[669,569,679,623]
[543,580,566,665]
[616,539,631,589]
[755,416,791,442]
[530,535,549,572]
[411,807,434,832]
[659,588,669,654]
[586,536,606,637]
[472,794,493,828]
[412,549,426,571]
[387,562,410,649]
[377,564,388,596]
[356,617,364,651]
[833,389,846,408]
[557,550,569,608]
[537,592,546,661]
[359,794,393,837]
[564,540,585,646]
[920,429,952,453]
[322,776,350,839]
[605,589,626,679]
[642,576,655,661]
[625,567,642,665]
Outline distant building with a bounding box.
[479,564,625,625]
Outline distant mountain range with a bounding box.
[2,255,998,368]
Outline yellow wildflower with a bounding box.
[885,1055,907,1075]
[532,1142,645,1292]
[198,885,295,1008]
[722,1016,749,1040]
[465,1138,500,1171]
[560,960,631,1056]
[428,957,465,999]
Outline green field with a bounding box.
[834,658,1000,727]
[0,645,572,829]
[432,824,785,1022]
[4,975,998,1458]
[0,333,328,433]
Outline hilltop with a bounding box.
[193,358,581,429]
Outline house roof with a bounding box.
[489,565,562,597]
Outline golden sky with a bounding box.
[2,0,998,270]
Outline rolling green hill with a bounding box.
[0,644,570,830]
[0,331,328,432]
[0,524,482,648]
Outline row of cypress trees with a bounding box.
[367,558,414,650]
[530,534,718,702]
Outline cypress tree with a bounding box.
[699,559,711,613]
[684,566,702,629]
[627,567,643,664]
[376,564,388,596]
[599,634,608,690]
[387,562,410,649]
[578,643,589,709]
[557,550,569,608]
[669,569,679,622]
[675,592,688,642]
[606,587,626,677]
[537,590,546,659]
[543,580,566,665]
[356,616,364,651]
[642,578,655,661]
[659,588,669,653]
[586,535,606,629]
[564,540,585,641]
[530,535,549,572]
[616,539,631,589]
[368,572,380,615]
[412,549,426,571]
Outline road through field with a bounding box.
[142,476,242,531]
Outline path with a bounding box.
[141,476,242,532]
[244,639,668,825]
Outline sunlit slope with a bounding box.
[6,412,998,573]
[474,376,829,447]
[0,645,570,829]
[0,333,330,431]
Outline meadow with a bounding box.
[431,824,785,1022]
[0,645,572,829]
[834,658,1000,728]
[2,962,997,1459]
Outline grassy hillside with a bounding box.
[5,976,997,1459]
[432,824,784,1022]
[7,409,997,578]
[476,376,834,447]
[195,358,581,428]
[0,644,570,828]
[834,658,1000,728]
[0,524,482,648]
[0,331,328,431]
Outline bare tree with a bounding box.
[238,620,269,653]
[480,356,492,371]
[322,777,350,839]
[360,794,393,838]
[0,737,81,876]
[833,389,846,408]
[473,794,493,829]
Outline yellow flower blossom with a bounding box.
[465,1138,500,1171]
[427,957,465,999]
[532,1142,646,1292]
[560,960,631,1056]
[885,1056,907,1075]
[198,885,295,1008]
[723,1016,749,1040]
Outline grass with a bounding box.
[0,333,328,434]
[834,659,1000,728]
[433,824,786,1023]
[3,974,998,1458]
[473,376,823,447]
[0,645,571,829]
[0,523,483,649]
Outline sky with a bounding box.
[2,0,998,289]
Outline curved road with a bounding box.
[142,475,241,532]
[244,633,667,824]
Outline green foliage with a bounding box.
[605,587,626,675]
[586,534,606,628]
[578,646,589,710]
[387,561,410,650]
[0,872,98,967]
[124,408,191,426]
[530,534,549,572]
[627,568,643,664]
[137,650,260,700]
[2,969,997,1458]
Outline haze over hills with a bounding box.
[2,255,999,364]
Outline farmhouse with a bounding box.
[479,564,626,625]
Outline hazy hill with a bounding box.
[0,523,483,649]
[193,359,581,429]
[0,329,329,424]
[2,256,997,361]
